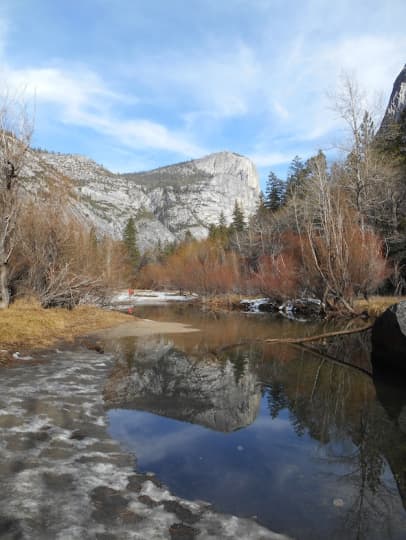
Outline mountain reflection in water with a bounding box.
[104,306,406,540]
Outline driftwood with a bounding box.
[265,321,373,344]
[212,320,373,367]
[290,343,373,377]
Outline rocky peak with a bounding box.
[34,149,260,251]
[380,64,406,128]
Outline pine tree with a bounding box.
[306,150,327,175]
[231,200,246,232]
[184,230,194,243]
[285,156,309,199]
[123,217,140,269]
[255,191,269,220]
[265,172,285,211]
[208,212,230,246]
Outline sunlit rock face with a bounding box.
[37,150,260,251]
[104,339,261,432]
[380,64,406,128]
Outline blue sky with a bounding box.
[0,0,405,190]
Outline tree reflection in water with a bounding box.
[263,335,406,539]
[103,311,406,539]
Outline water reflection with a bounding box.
[105,338,261,432]
[104,307,406,539]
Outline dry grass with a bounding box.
[0,298,132,350]
[353,295,406,318]
[201,294,245,311]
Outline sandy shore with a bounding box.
[95,318,200,339]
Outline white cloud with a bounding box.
[2,63,204,158]
[6,66,122,111]
[249,151,295,168]
[128,42,263,121]
[273,100,290,120]
[75,110,205,156]
[1,1,405,173]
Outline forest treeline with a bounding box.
[0,91,133,308]
[136,79,406,313]
[0,77,405,312]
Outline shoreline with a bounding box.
[0,299,133,362]
[1,291,403,362]
[93,318,200,340]
[0,298,201,366]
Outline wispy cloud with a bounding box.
[74,110,205,156]
[248,151,295,168]
[128,42,262,121]
[3,63,205,158]
[0,0,405,181]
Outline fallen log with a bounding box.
[265,321,373,344]
[290,343,373,377]
[212,321,373,355]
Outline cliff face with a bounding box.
[380,64,406,129]
[36,150,260,251]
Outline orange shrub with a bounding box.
[250,252,300,299]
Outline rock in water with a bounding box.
[372,301,406,376]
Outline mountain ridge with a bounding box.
[27,149,260,252]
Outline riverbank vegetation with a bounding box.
[1,76,405,317]
[0,90,133,311]
[136,78,406,315]
[0,297,131,350]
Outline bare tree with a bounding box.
[0,89,33,307]
[331,74,403,237]
[292,151,389,313]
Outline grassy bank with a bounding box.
[353,296,406,317]
[200,294,244,311]
[0,298,132,350]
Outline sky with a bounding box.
[0,0,405,190]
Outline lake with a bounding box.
[0,303,405,539]
[104,304,406,540]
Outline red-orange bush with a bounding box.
[137,239,242,294]
[249,252,300,299]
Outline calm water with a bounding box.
[104,305,406,540]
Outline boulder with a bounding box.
[279,298,324,319]
[239,298,278,313]
[371,301,406,376]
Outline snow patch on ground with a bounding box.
[109,289,198,306]
[240,298,274,312]
[0,348,291,539]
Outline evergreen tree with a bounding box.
[231,200,246,232]
[184,230,194,243]
[285,155,309,199]
[255,191,268,220]
[306,150,327,176]
[89,226,98,250]
[265,172,285,211]
[208,212,230,246]
[377,108,406,168]
[122,217,140,269]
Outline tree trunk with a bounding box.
[0,262,10,308]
